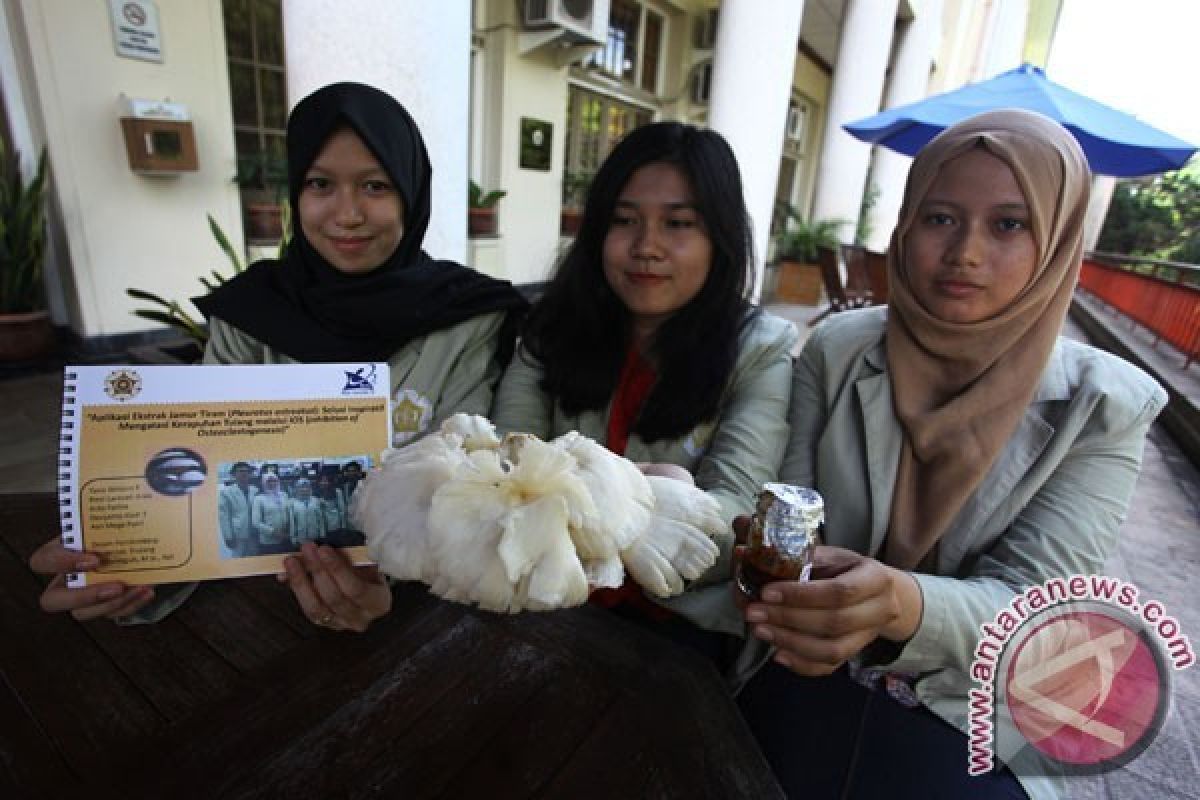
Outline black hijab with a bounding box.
[195,82,526,362]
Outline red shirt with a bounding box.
[590,346,673,620]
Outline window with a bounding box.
[223,0,287,239]
[584,0,666,94]
[783,92,815,159]
[560,86,652,233]
[563,86,652,202]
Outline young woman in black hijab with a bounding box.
[198,81,526,432]
[31,82,526,630]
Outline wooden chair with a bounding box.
[809,245,871,326]
[863,248,889,305]
[840,245,875,304]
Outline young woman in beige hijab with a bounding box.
[736,110,1166,799]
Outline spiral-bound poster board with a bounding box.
[59,363,391,586]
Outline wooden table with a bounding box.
[1,493,784,799]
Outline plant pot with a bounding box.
[560,208,583,237]
[774,259,823,305]
[245,203,283,242]
[468,207,497,237]
[0,309,56,362]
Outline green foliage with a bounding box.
[774,207,848,262]
[855,181,880,246]
[468,180,507,209]
[0,140,48,314]
[236,150,289,200]
[1098,160,1200,263]
[126,206,291,344]
[561,171,594,209]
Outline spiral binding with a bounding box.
[59,370,83,588]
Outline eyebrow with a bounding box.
[614,199,698,210]
[305,164,390,179]
[920,198,1030,212]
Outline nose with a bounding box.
[631,222,664,263]
[945,220,984,267]
[334,188,365,228]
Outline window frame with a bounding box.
[584,0,669,96]
[223,0,287,205]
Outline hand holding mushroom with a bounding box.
[351,414,724,612]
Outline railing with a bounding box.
[1078,253,1200,368]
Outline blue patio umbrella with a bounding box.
[843,64,1196,176]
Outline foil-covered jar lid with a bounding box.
[757,483,824,556]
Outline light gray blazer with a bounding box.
[779,307,1166,799]
[491,311,798,632]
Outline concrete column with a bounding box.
[283,1,470,264]
[811,0,899,244]
[1083,176,1116,253]
[977,0,1029,79]
[707,0,805,302]
[863,0,944,253]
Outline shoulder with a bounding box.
[740,309,798,347]
[421,310,507,344]
[807,307,887,352]
[1048,338,1168,427]
[799,308,888,378]
[735,310,799,364]
[208,316,255,342]
[204,316,268,364]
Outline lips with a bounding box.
[626,272,669,286]
[934,278,984,297]
[327,235,372,255]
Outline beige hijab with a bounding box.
[883,109,1091,571]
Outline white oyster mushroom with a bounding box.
[552,431,654,556]
[353,437,470,582]
[620,536,684,598]
[440,413,502,452]
[644,475,726,538]
[354,415,723,611]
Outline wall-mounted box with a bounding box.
[119,97,197,173]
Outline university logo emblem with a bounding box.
[104,369,142,402]
[392,388,432,445]
[342,364,378,394]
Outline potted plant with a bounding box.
[772,212,847,305]
[126,209,290,362]
[0,140,55,362]
[236,150,289,242]
[560,170,593,236]
[468,181,506,237]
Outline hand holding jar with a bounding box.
[734,484,923,676]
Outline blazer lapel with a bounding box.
[937,343,1069,569]
[857,342,902,558]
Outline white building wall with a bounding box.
[283,0,471,267]
[496,58,573,285]
[13,0,242,338]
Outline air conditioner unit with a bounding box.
[522,0,610,46]
[690,61,713,105]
